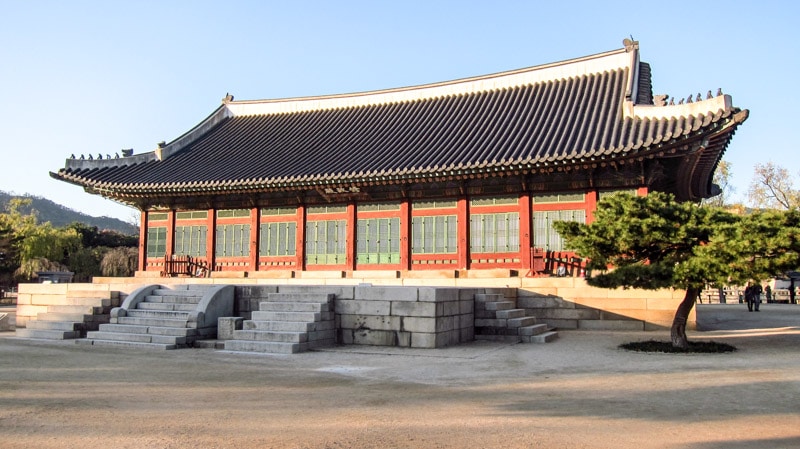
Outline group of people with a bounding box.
[744,282,767,312]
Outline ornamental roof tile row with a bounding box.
[52,43,747,202]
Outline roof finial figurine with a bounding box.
[707,90,713,100]
[717,88,723,96]
[87,154,93,160]
[687,95,693,104]
[70,154,75,159]
[696,93,702,102]
[115,152,120,159]
[679,98,685,105]
[669,97,675,106]
[222,93,234,103]
[97,153,103,160]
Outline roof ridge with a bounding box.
[225,47,633,117]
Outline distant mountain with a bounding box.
[0,191,138,235]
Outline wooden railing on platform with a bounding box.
[526,248,586,278]
[161,255,210,278]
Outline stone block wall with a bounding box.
[15,283,118,328]
[335,286,476,348]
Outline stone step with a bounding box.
[152,288,208,296]
[232,329,306,343]
[474,334,522,343]
[251,311,323,322]
[99,323,196,337]
[26,320,81,331]
[36,312,109,323]
[116,316,189,327]
[518,323,548,336]
[62,297,114,307]
[127,310,191,319]
[47,305,108,315]
[87,331,187,346]
[258,301,329,313]
[16,328,82,340]
[224,339,304,354]
[243,320,330,332]
[77,339,177,350]
[168,285,214,291]
[67,290,120,299]
[145,295,202,305]
[495,308,526,319]
[484,301,515,311]
[137,302,197,312]
[262,293,335,303]
[507,317,538,328]
[475,293,505,303]
[521,331,559,343]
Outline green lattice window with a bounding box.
[217,209,250,218]
[411,215,457,254]
[259,222,296,256]
[146,227,167,258]
[306,220,347,265]
[357,217,400,264]
[174,225,207,257]
[470,212,520,253]
[532,192,585,204]
[216,224,250,257]
[533,210,585,251]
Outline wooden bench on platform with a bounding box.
[161,255,210,278]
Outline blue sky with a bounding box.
[0,0,796,222]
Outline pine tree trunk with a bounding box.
[671,287,698,349]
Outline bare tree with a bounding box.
[702,159,734,207]
[747,162,800,210]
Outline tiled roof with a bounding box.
[52,43,747,202]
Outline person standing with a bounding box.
[753,282,762,311]
[765,284,772,303]
[744,283,754,312]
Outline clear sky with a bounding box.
[0,0,796,222]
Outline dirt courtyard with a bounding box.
[1,304,799,449]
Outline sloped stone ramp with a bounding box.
[79,284,233,350]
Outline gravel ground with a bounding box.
[1,304,799,449]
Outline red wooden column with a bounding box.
[137,211,147,272]
[518,192,532,270]
[206,208,216,270]
[165,210,176,259]
[399,199,412,271]
[295,205,306,271]
[248,207,259,271]
[457,196,470,269]
[345,202,356,271]
[585,190,598,224]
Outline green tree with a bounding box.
[0,199,81,281]
[554,192,800,349]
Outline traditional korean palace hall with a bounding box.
[18,40,747,352]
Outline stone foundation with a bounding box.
[14,273,691,341]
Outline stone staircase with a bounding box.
[15,290,118,340]
[474,293,558,343]
[224,292,336,354]
[80,284,233,350]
